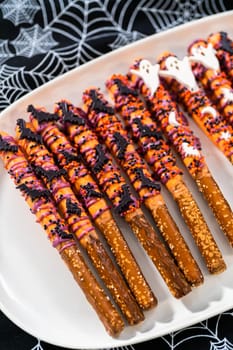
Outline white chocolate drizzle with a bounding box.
[168,110,180,126]
[130,59,160,96]
[221,87,233,104]
[159,56,199,92]
[181,142,200,157]
[189,43,220,71]
[201,106,217,119]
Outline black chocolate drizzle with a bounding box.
[219,31,233,54]
[89,90,114,115]
[34,166,66,181]
[17,119,43,144]
[81,183,103,198]
[0,135,18,153]
[27,105,59,123]
[93,144,109,173]
[133,118,163,139]
[113,132,128,159]
[66,198,82,216]
[16,183,50,201]
[115,184,135,215]
[134,168,161,191]
[113,78,138,96]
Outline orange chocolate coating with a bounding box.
[0,131,124,336]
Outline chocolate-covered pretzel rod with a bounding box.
[208,31,233,83]
[83,86,203,286]
[0,131,124,336]
[27,104,156,311]
[55,100,191,298]
[188,39,233,126]
[127,63,233,247]
[107,72,225,275]
[158,52,233,165]
[15,119,144,325]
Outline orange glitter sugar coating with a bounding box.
[106,73,227,276]
[188,39,233,126]
[106,74,183,183]
[82,88,161,201]
[27,104,157,312]
[54,101,140,217]
[124,65,206,178]
[15,118,145,326]
[0,132,125,336]
[157,51,233,165]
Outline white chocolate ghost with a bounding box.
[159,56,199,92]
[130,59,160,96]
[181,142,200,157]
[189,43,220,71]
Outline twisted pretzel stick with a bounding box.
[158,51,233,165]
[15,119,144,325]
[107,72,225,275]
[27,104,156,311]
[83,86,203,286]
[0,131,124,336]
[55,100,191,298]
[127,62,233,247]
[188,39,233,126]
[208,31,233,84]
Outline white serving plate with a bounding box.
[0,11,233,349]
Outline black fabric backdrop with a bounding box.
[0,1,233,349]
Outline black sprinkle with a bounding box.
[66,198,82,216]
[148,143,161,151]
[17,119,43,144]
[89,90,114,115]
[17,183,50,201]
[35,166,66,181]
[81,183,102,198]
[113,78,138,96]
[113,132,128,159]
[0,135,18,153]
[93,144,109,173]
[134,168,161,191]
[115,184,135,215]
[27,105,59,123]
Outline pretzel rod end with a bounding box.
[124,208,192,298]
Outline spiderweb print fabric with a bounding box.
[0,0,230,111]
[0,0,233,349]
